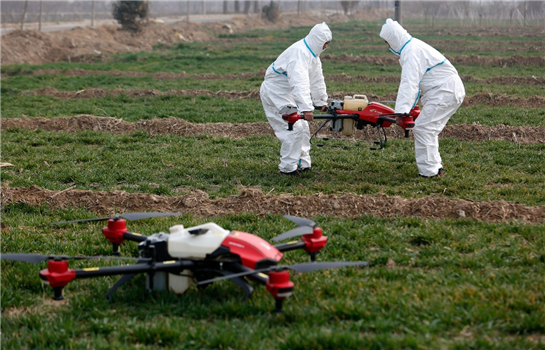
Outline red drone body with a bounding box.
[221,231,283,269]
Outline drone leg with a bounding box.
[273,298,285,313]
[214,270,255,301]
[309,252,317,262]
[112,243,121,256]
[106,273,136,300]
[52,286,64,301]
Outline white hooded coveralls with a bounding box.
[260,22,332,173]
[380,19,465,177]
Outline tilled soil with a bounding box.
[3,115,544,144]
[18,86,545,109]
[2,185,544,224]
[17,69,545,87]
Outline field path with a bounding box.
[17,86,545,108]
[3,115,544,144]
[2,185,544,224]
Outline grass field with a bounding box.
[1,18,544,350]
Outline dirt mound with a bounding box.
[23,86,262,100]
[19,69,545,87]
[3,115,544,144]
[1,21,217,64]
[1,10,387,65]
[20,87,545,109]
[2,185,544,224]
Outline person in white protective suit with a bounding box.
[260,22,332,176]
[380,18,465,177]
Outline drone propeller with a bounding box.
[379,100,396,104]
[271,215,316,242]
[197,261,369,286]
[0,253,146,264]
[282,215,315,228]
[51,212,185,225]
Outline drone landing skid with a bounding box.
[214,270,255,301]
[311,121,389,150]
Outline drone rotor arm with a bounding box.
[73,260,194,279]
[122,231,148,243]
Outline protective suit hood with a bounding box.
[380,18,412,55]
[305,22,332,57]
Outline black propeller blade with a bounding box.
[1,253,147,264]
[271,215,316,242]
[52,212,185,225]
[271,226,313,242]
[197,261,369,285]
[282,215,316,228]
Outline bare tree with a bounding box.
[244,1,251,14]
[38,0,43,31]
[91,0,95,27]
[20,0,28,31]
[340,1,358,16]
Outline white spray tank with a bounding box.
[167,223,230,294]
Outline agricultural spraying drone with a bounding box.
[1,213,368,312]
[282,95,421,149]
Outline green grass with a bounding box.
[2,18,545,350]
[2,129,545,204]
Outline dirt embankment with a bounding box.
[10,68,545,87]
[2,185,544,224]
[2,115,544,145]
[0,12,374,65]
[18,85,545,109]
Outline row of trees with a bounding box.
[3,1,544,31]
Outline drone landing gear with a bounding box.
[311,123,389,150]
[369,125,388,150]
[215,270,255,301]
[107,273,137,300]
[52,287,65,300]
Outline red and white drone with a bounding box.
[2,213,368,312]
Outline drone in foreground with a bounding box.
[2,213,368,312]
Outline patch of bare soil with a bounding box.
[2,185,544,224]
[20,87,545,109]
[3,115,544,144]
[14,68,545,87]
